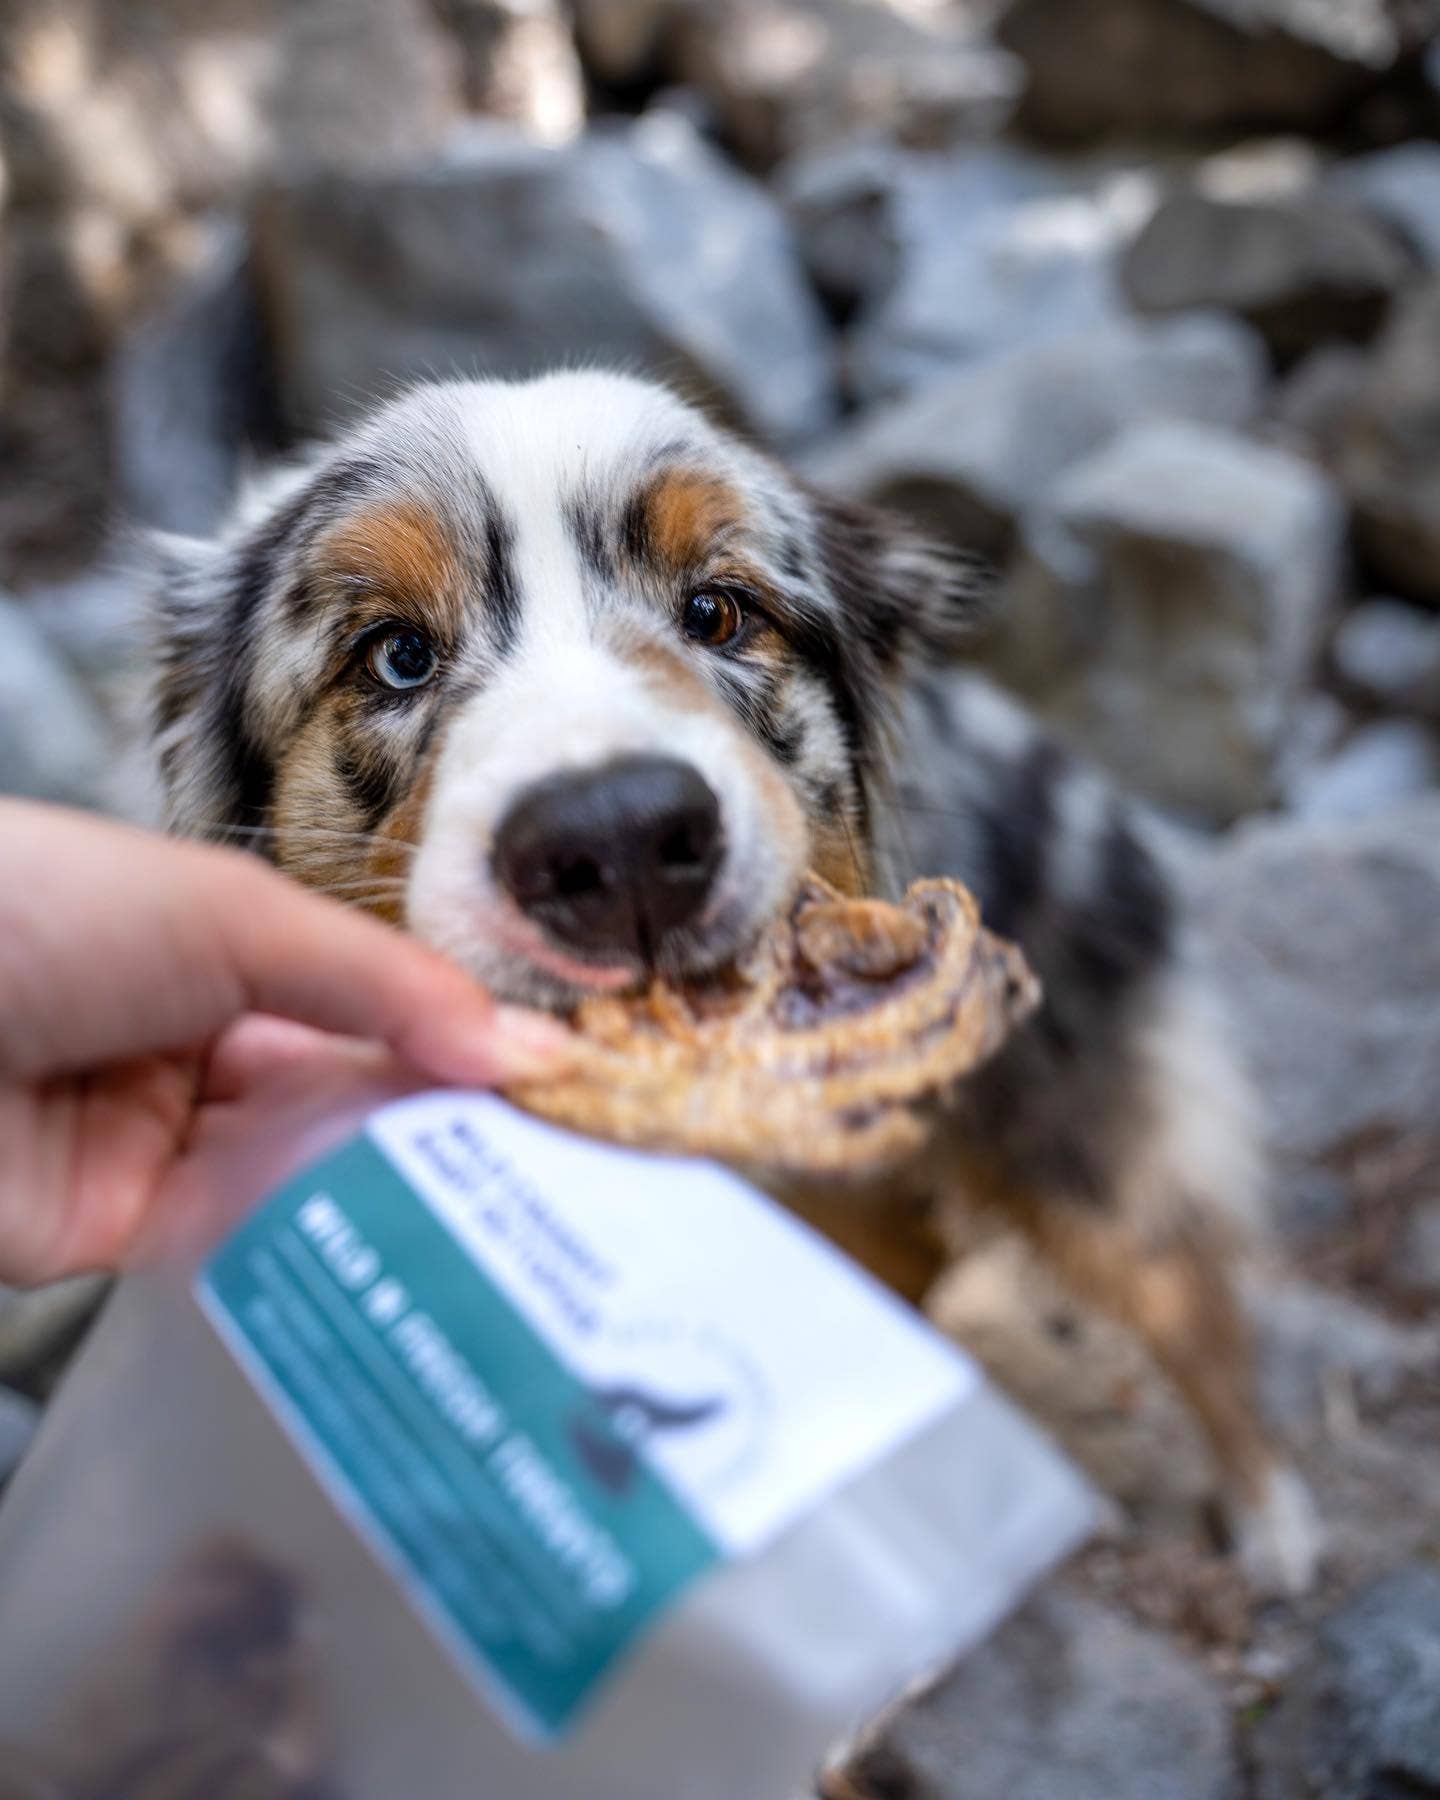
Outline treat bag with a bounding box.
[0,1091,1096,1799]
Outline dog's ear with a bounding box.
[147,528,254,840]
[808,489,995,675]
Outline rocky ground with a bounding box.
[3,0,1440,1794]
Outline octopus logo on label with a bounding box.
[568,1320,770,1508]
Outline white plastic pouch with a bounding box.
[0,1090,1094,1798]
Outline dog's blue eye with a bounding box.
[682,591,744,648]
[368,628,438,691]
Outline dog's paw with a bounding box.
[1231,1464,1324,1597]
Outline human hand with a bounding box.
[0,802,570,1286]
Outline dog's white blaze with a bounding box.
[405,378,803,1001]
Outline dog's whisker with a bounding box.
[305,876,411,896]
[190,818,419,853]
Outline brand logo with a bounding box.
[566,1321,769,1503]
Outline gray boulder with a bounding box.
[266,0,468,173]
[571,0,673,85]
[1329,141,1440,267]
[839,1588,1237,1800]
[114,224,271,539]
[1332,599,1440,717]
[670,0,1022,170]
[1195,801,1440,1179]
[783,142,1148,407]
[0,1277,109,1391]
[997,420,1343,822]
[1269,344,1371,463]
[998,0,1440,142]
[0,1387,38,1491]
[779,136,927,323]
[1256,1279,1437,1429]
[1286,719,1440,821]
[1121,188,1415,365]
[439,0,586,144]
[1338,276,1440,604]
[253,117,836,448]
[0,596,111,810]
[807,315,1267,558]
[1254,1565,1440,1800]
[1389,1199,1440,1298]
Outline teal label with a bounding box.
[200,1132,720,1739]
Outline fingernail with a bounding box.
[409,1001,579,1086]
[492,1005,580,1080]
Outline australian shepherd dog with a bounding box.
[148,370,1318,1593]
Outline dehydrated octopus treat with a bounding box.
[508,875,1038,1178]
[26,1543,337,1800]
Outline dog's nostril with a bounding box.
[554,853,606,899]
[658,823,707,873]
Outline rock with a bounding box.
[1121,188,1415,366]
[0,596,112,809]
[779,137,916,322]
[671,0,1023,171]
[572,0,672,86]
[22,572,150,694]
[1390,1199,1440,1297]
[998,421,1343,822]
[1332,599,1440,717]
[440,0,586,144]
[0,1277,108,1392]
[253,116,836,448]
[114,225,274,538]
[1268,344,1371,462]
[1253,1565,1440,1800]
[839,1588,1237,1800]
[0,1388,39,1490]
[1196,801,1440,1176]
[808,315,1267,558]
[997,0,1440,143]
[1255,1279,1435,1429]
[783,142,1155,406]
[1338,276,1440,604]
[1330,141,1440,267]
[1390,1197,1440,1297]
[266,0,466,172]
[0,1,279,581]
[802,313,1267,558]
[0,218,116,583]
[1272,690,1350,807]
[1287,720,1440,821]
[0,0,276,222]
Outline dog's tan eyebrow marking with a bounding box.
[316,498,462,616]
[624,469,745,575]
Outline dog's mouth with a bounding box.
[423,881,774,1015]
[532,890,768,1007]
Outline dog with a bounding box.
[147,369,1318,1593]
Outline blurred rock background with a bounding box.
[3,0,1440,1793]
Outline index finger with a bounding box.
[0,804,570,1086]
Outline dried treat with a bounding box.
[38,1542,337,1800]
[508,875,1038,1179]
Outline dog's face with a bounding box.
[153,373,981,1006]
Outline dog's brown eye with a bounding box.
[682,591,744,648]
[367,627,438,691]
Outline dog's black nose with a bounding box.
[493,756,724,964]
